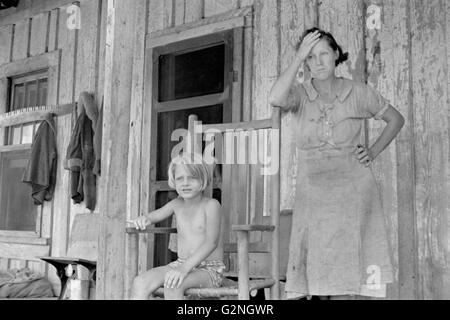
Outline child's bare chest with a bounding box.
[176,209,206,234]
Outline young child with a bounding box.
[129,153,225,300]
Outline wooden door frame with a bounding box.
[137,7,253,273]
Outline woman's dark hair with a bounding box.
[296,27,349,66]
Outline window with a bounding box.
[0,149,34,231]
[7,70,47,145]
[0,70,48,234]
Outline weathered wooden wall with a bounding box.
[135,0,450,300]
[1,0,449,300]
[0,0,106,295]
[276,0,450,300]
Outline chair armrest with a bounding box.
[125,227,177,234]
[231,224,275,232]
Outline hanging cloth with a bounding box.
[22,113,57,205]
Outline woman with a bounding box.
[269,28,404,300]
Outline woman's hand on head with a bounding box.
[296,30,321,63]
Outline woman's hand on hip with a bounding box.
[354,144,374,167]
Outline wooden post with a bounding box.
[96,0,146,300]
[237,230,249,300]
[124,233,139,299]
[270,108,281,300]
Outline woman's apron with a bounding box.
[285,146,394,298]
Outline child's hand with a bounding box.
[164,267,189,289]
[127,215,151,230]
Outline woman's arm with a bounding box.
[356,106,405,165]
[269,31,320,109]
[268,56,303,109]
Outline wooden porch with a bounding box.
[0,0,449,300]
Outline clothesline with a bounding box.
[0,103,76,128]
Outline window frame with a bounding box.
[0,50,61,240]
[152,31,233,188]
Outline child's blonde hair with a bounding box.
[168,153,213,191]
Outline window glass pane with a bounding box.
[156,104,223,181]
[26,80,38,107]
[11,125,21,145]
[158,44,225,102]
[13,83,25,111]
[0,150,36,232]
[22,123,34,144]
[37,79,47,106]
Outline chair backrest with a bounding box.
[66,213,100,261]
[185,111,284,279]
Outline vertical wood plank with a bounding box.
[70,0,101,234]
[12,18,30,61]
[242,10,253,122]
[48,9,59,52]
[29,12,50,56]
[204,0,239,17]
[445,0,450,299]
[227,132,241,244]
[0,25,13,65]
[164,0,175,29]
[50,114,71,294]
[49,2,78,297]
[97,0,107,101]
[251,1,278,231]
[184,0,203,23]
[411,0,450,300]
[174,0,185,26]
[0,77,7,144]
[139,46,154,273]
[148,0,175,33]
[365,0,402,300]
[279,0,318,210]
[58,3,78,104]
[97,0,145,300]
[125,0,148,299]
[61,2,81,220]
[41,49,61,240]
[252,0,278,121]
[75,0,101,95]
[148,0,164,33]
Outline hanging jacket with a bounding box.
[22,113,57,205]
[65,92,97,210]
